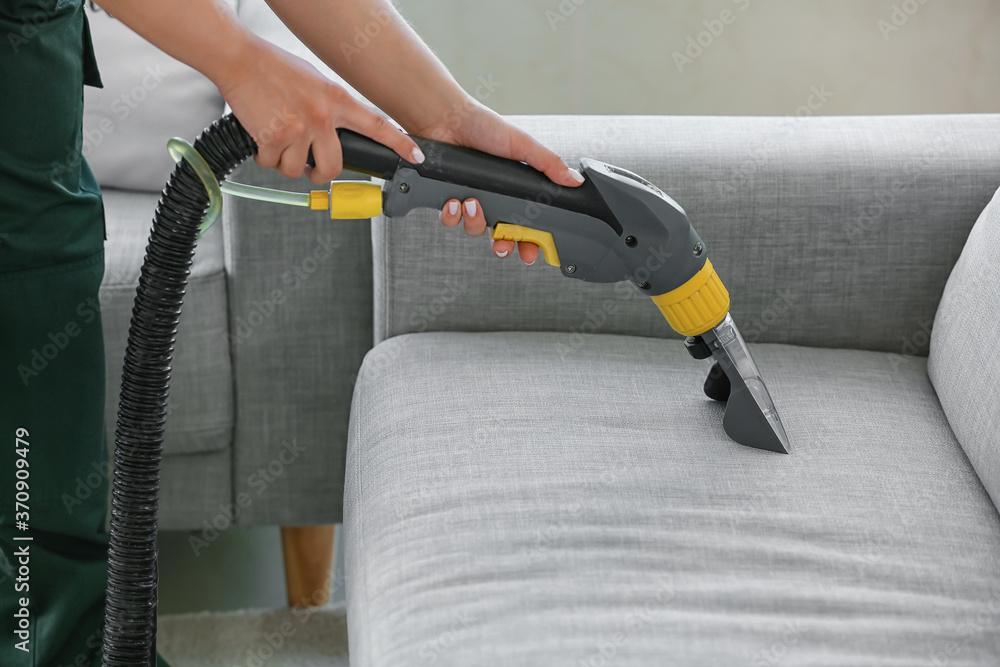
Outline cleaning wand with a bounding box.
[220,130,792,454]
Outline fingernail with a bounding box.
[527,256,536,265]
[411,147,425,164]
[465,200,477,217]
[496,249,509,258]
[448,200,459,216]
[568,168,585,183]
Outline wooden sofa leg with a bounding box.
[281,525,335,607]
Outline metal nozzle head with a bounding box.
[698,314,791,454]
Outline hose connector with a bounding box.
[311,182,383,219]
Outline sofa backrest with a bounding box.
[372,114,1000,354]
[928,184,1000,512]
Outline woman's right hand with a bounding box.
[214,35,424,185]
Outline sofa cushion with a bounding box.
[346,332,1000,666]
[929,184,1000,514]
[101,188,233,456]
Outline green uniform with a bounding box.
[0,2,165,665]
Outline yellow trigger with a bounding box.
[490,223,561,267]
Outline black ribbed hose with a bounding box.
[101,113,256,667]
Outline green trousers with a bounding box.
[1,2,165,665]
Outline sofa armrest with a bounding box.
[373,114,1000,355]
[220,164,372,525]
[219,0,375,525]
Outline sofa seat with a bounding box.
[101,187,234,528]
[345,332,1000,666]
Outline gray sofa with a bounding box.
[344,114,1000,664]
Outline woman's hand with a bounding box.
[216,36,425,185]
[415,99,584,264]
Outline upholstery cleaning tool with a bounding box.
[300,129,791,454]
[104,112,788,666]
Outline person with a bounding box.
[0,0,583,665]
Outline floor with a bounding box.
[157,525,345,614]
[157,526,348,665]
[158,603,349,667]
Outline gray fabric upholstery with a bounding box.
[158,448,232,532]
[101,188,232,459]
[345,332,1000,666]
[373,114,1000,355]
[929,185,1000,514]
[221,165,373,526]
[205,0,377,526]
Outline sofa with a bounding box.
[343,114,1000,665]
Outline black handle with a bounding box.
[306,129,399,178]
[309,129,621,234]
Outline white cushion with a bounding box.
[83,1,237,191]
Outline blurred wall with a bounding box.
[393,0,1000,116]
